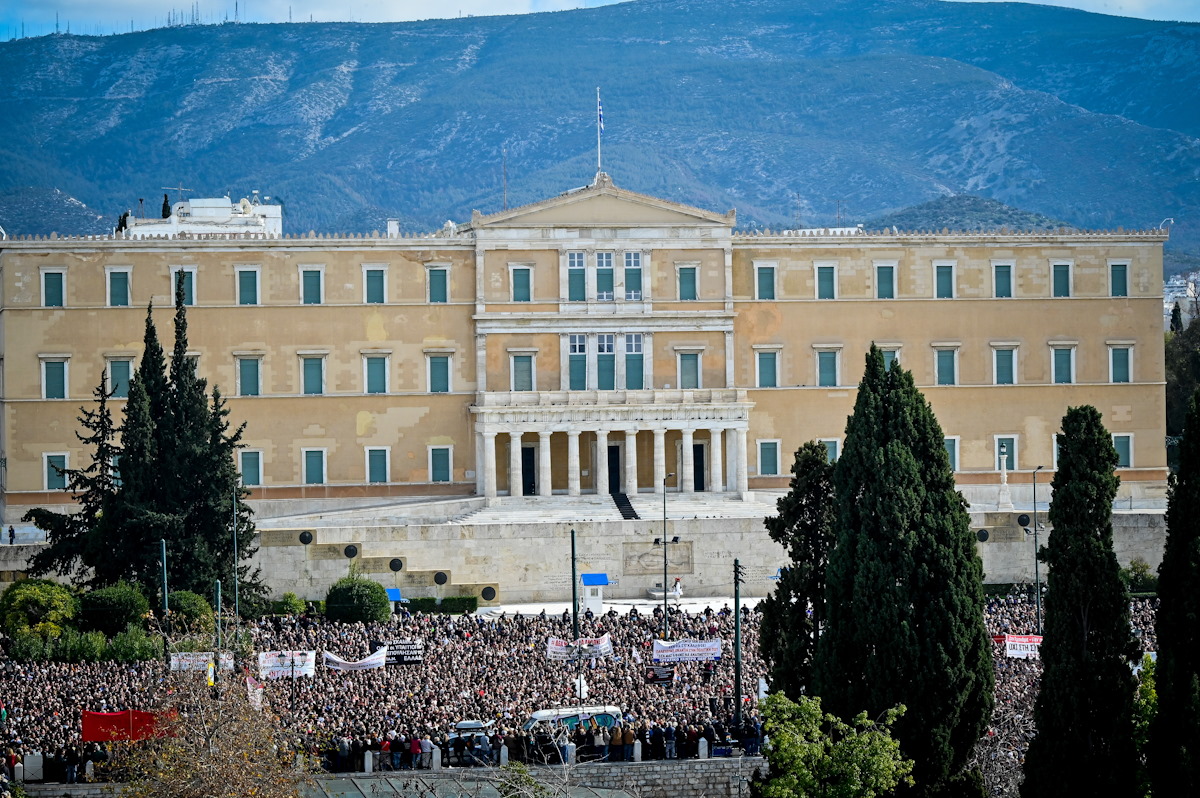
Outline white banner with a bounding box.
[1004,635,1042,660]
[652,638,722,663]
[170,652,234,672]
[324,648,388,672]
[246,673,265,711]
[257,650,317,679]
[546,634,614,661]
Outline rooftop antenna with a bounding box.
[502,146,508,211]
[161,183,194,205]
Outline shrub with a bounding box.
[79,582,150,638]
[7,629,49,661]
[108,622,163,662]
[324,577,390,624]
[272,592,306,616]
[0,578,77,639]
[1120,557,1159,594]
[168,590,214,633]
[54,627,108,662]
[407,596,477,615]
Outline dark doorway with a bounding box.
[607,445,621,494]
[693,443,707,492]
[521,447,536,495]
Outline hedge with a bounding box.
[407,596,477,614]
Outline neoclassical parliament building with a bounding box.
[0,174,1169,556]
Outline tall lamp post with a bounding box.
[1031,465,1044,634]
[659,472,675,639]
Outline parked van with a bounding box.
[522,705,623,731]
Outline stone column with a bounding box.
[596,429,610,495]
[680,429,695,493]
[709,428,724,493]
[474,431,484,494]
[736,428,749,496]
[482,432,497,499]
[624,429,639,496]
[538,431,552,497]
[509,431,523,496]
[653,428,667,493]
[568,431,581,496]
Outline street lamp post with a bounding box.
[661,473,674,639]
[1032,464,1044,634]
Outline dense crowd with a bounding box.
[0,592,1160,789]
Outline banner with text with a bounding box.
[257,650,317,679]
[546,633,614,661]
[369,639,425,665]
[170,652,234,672]
[644,665,676,684]
[1004,635,1043,660]
[324,648,388,672]
[652,638,722,663]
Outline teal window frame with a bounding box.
[817,350,838,387]
[512,267,531,302]
[512,354,534,391]
[45,454,68,491]
[994,348,1015,385]
[679,352,700,389]
[171,268,195,306]
[624,252,643,300]
[1110,346,1130,383]
[430,447,451,483]
[757,351,778,388]
[428,355,450,393]
[935,263,954,298]
[303,449,325,485]
[237,268,259,305]
[238,357,261,397]
[428,267,448,303]
[240,451,261,487]
[365,356,388,394]
[994,263,1013,298]
[1113,435,1132,468]
[876,265,895,299]
[1053,347,1074,384]
[936,349,957,386]
[43,359,67,399]
[367,448,389,483]
[109,359,132,398]
[108,269,130,307]
[43,270,65,307]
[1052,263,1071,298]
[364,268,386,304]
[301,269,323,305]
[302,357,324,395]
[1110,263,1129,297]
[625,334,644,390]
[678,267,698,301]
[816,265,836,299]
[756,265,775,300]
[758,441,780,476]
[944,438,958,471]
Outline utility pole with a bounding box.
[232,484,240,625]
[734,559,744,728]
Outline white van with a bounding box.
[522,705,623,731]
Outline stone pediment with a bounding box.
[468,173,735,230]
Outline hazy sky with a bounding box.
[0,0,1195,39]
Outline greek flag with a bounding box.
[597,89,604,134]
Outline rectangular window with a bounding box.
[595,252,614,301]
[758,441,780,476]
[625,252,643,300]
[428,355,450,393]
[238,357,261,397]
[301,268,323,305]
[678,267,698,301]
[821,439,839,462]
[237,268,259,305]
[568,252,586,302]
[679,352,700,389]
[816,264,836,300]
[364,268,386,304]
[170,267,195,306]
[1110,346,1131,383]
[43,359,67,399]
[1113,435,1132,468]
[625,334,644,390]
[876,264,895,299]
[512,354,534,391]
[756,265,776,300]
[430,447,451,483]
[240,451,261,487]
[302,357,324,395]
[882,349,899,371]
[569,335,587,390]
[108,269,130,307]
[365,356,388,394]
[367,448,389,483]
[935,263,954,299]
[1110,263,1129,297]
[512,267,531,302]
[944,438,959,471]
[597,334,616,390]
[303,449,325,485]
[996,437,1017,471]
[817,350,838,387]
[42,270,65,307]
[109,359,132,398]
[428,267,448,304]
[936,349,957,386]
[757,351,778,388]
[994,263,1013,298]
[994,348,1015,385]
[1053,347,1074,384]
[1052,263,1071,298]
[45,453,68,491]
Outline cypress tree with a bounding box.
[759,441,835,699]
[1171,301,1184,335]
[1021,406,1138,797]
[815,345,993,796]
[1150,390,1200,793]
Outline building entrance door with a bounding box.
[693,443,707,492]
[521,447,537,496]
[607,445,622,494]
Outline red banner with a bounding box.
[81,710,160,742]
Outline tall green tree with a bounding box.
[815,346,993,797]
[1021,406,1139,798]
[1171,301,1184,335]
[760,441,835,700]
[1150,390,1200,794]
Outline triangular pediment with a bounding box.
[468,173,735,229]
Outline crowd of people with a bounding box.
[0,591,1160,789]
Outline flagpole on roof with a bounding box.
[596,86,603,175]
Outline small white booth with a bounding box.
[580,573,610,616]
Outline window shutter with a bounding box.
[366,357,386,394]
[818,352,836,387]
[624,267,642,299]
[877,267,894,299]
[936,265,953,298]
[365,270,385,303]
[303,358,323,394]
[817,267,835,299]
[596,268,614,300]
[995,350,1014,385]
[625,354,644,390]
[758,352,777,388]
[304,451,324,484]
[681,353,699,389]
[679,268,697,301]
[569,355,587,390]
[1054,349,1072,383]
[944,439,957,471]
[429,269,448,303]
[760,443,778,476]
[936,350,956,385]
[568,269,586,301]
[598,354,616,390]
[1053,265,1070,297]
[238,271,258,305]
[1111,264,1128,297]
[47,455,68,490]
[513,269,531,302]
[757,267,775,300]
[994,264,1012,298]
[110,272,129,306]
[302,270,322,304]
[240,451,261,486]
[45,361,66,399]
[513,355,533,391]
[110,360,131,398]
[45,272,64,307]
[368,450,388,483]
[1111,348,1130,383]
[430,357,450,393]
[431,448,450,482]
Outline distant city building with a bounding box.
[0,173,1168,528]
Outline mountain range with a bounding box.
[0,0,1196,259]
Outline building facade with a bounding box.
[0,175,1169,526]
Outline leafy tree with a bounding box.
[1165,317,1200,438]
[815,345,993,796]
[1133,656,1156,798]
[168,590,214,633]
[1150,390,1200,795]
[0,578,77,639]
[273,592,306,616]
[760,441,835,699]
[325,576,391,624]
[1171,301,1184,334]
[78,582,150,638]
[750,692,913,798]
[1021,406,1139,798]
